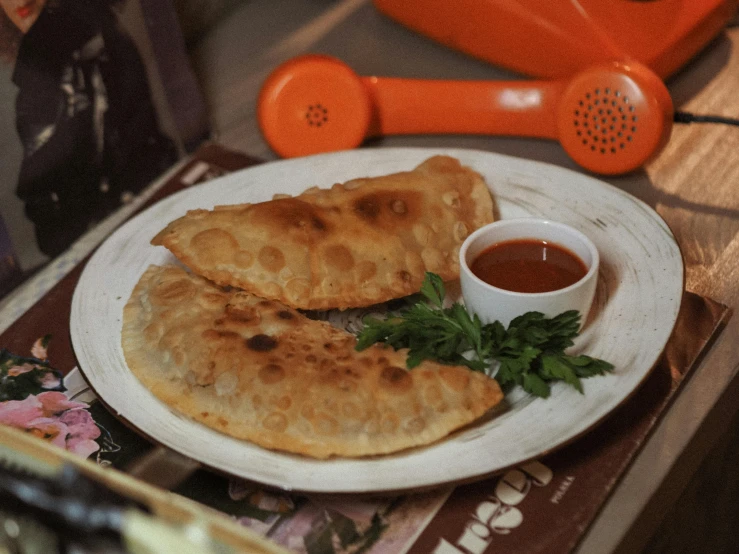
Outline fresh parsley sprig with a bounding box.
[355,272,614,398]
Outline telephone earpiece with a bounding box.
[257,55,673,175]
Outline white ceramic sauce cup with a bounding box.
[459,218,599,328]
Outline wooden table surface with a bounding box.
[182,2,739,551]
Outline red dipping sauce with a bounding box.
[470,239,588,293]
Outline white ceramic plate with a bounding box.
[70,148,684,493]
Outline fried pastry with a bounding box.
[122,264,503,459]
[151,155,495,310]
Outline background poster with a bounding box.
[0,0,207,284]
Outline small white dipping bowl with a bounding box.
[459,218,599,328]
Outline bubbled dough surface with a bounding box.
[151,156,495,310]
[122,265,503,459]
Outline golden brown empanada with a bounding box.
[151,156,494,310]
[122,265,503,459]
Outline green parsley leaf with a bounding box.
[419,271,446,308]
[522,371,551,398]
[355,272,614,398]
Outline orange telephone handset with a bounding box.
[258,55,673,175]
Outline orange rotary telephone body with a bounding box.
[373,0,737,79]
